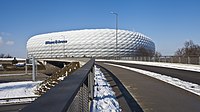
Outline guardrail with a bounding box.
[98,56,200,65]
[0,96,39,104]
[20,58,95,112]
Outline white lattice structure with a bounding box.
[27,29,155,58]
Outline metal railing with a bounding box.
[20,58,95,112]
[0,96,39,104]
[98,56,200,65]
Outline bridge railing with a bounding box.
[98,56,200,65]
[20,58,95,112]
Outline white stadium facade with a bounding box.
[27,29,155,58]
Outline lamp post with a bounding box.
[110,12,118,58]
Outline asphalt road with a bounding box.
[102,61,200,85]
[97,62,200,112]
[0,103,29,112]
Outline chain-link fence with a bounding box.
[66,67,95,112]
[67,83,89,112]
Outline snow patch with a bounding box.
[105,63,200,96]
[92,66,121,112]
[0,81,41,104]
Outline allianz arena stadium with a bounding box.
[27,29,155,58]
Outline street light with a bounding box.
[110,12,118,58]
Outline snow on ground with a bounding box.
[0,81,41,104]
[92,66,121,112]
[96,59,200,72]
[105,63,200,96]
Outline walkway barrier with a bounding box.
[98,56,200,65]
[0,96,39,104]
[20,58,95,112]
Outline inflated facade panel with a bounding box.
[27,29,155,58]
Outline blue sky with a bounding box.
[0,0,200,58]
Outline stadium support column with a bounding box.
[111,12,118,58]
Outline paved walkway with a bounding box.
[0,103,29,112]
[97,62,200,112]
[96,64,142,112]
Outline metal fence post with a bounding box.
[25,61,28,74]
[32,56,36,81]
[89,66,94,100]
[199,56,200,65]
[171,56,173,63]
[188,56,190,64]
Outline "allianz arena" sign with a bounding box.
[45,40,68,45]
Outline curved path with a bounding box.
[0,103,28,112]
[102,61,200,85]
[97,62,200,112]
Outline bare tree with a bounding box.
[154,51,162,57]
[12,57,18,64]
[0,53,5,58]
[153,51,162,61]
[0,53,13,58]
[175,40,200,56]
[5,54,12,58]
[136,47,154,57]
[175,48,184,56]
